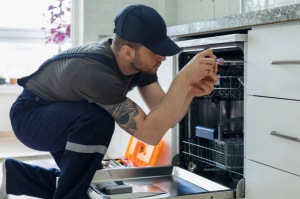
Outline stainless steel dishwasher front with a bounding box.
[87,166,234,199]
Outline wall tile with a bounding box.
[267,0,297,9]
[83,0,300,44]
[244,0,267,12]
[229,0,241,15]
[164,0,178,26]
[215,0,230,18]
[177,0,214,24]
[83,0,163,44]
[84,0,100,12]
[275,0,296,6]
[215,0,242,18]
[198,0,214,20]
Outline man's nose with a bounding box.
[158,55,166,61]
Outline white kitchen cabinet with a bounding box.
[245,21,300,199]
[246,95,300,176]
[245,159,300,199]
[247,22,300,100]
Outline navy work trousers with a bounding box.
[8,88,115,199]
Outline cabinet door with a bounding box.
[246,96,300,176]
[245,159,300,199]
[247,22,300,100]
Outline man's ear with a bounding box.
[122,45,135,61]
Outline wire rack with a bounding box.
[214,138,244,171]
[180,63,245,182]
[209,76,244,100]
[182,117,244,176]
[182,140,243,176]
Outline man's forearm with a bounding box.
[140,73,191,145]
[172,93,194,127]
[137,49,217,145]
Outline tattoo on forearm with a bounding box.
[98,99,139,136]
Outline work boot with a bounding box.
[0,160,10,199]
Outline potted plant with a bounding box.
[10,78,17,85]
[0,75,6,85]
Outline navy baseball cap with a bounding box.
[114,4,181,56]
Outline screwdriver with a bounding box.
[215,58,245,65]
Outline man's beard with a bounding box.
[130,52,158,75]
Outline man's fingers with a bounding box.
[212,63,218,74]
[204,65,214,71]
[197,49,217,59]
[198,80,214,93]
[199,57,215,65]
[208,72,220,84]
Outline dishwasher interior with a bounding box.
[177,42,245,190]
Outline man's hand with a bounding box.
[180,49,216,85]
[189,62,219,97]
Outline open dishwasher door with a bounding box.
[87,166,234,199]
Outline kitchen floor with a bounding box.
[0,132,48,159]
[0,133,58,199]
[0,156,58,199]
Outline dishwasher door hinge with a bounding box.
[235,178,245,198]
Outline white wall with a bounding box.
[163,0,178,27]
[176,0,300,25]
[80,0,177,44]
[77,0,300,45]
[82,0,161,44]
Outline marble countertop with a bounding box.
[167,3,300,37]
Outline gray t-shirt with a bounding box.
[25,39,157,105]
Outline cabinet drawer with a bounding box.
[247,22,300,100]
[246,96,300,175]
[245,159,300,199]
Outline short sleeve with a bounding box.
[138,72,158,87]
[70,64,126,105]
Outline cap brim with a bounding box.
[142,36,181,56]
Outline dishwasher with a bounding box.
[87,34,247,199]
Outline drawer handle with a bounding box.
[271,60,300,64]
[270,131,300,143]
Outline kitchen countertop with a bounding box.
[167,3,300,37]
[0,84,23,95]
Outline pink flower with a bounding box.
[66,24,70,37]
[50,28,57,34]
[43,1,71,45]
[53,33,66,44]
[50,17,55,24]
[58,0,64,7]
[46,38,52,44]
[48,5,56,10]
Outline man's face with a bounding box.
[130,46,166,74]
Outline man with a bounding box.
[0,4,219,199]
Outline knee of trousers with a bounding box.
[69,108,116,146]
